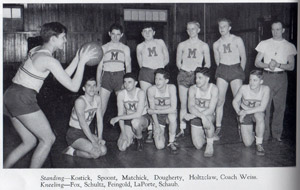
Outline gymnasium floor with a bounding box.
[2,82,296,168]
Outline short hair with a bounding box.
[271,20,285,28]
[109,23,124,33]
[40,22,67,43]
[195,67,211,78]
[124,72,138,81]
[142,23,155,31]
[154,68,170,80]
[217,18,232,26]
[250,70,264,79]
[83,77,96,86]
[187,21,200,29]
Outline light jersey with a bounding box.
[140,39,165,69]
[217,34,241,65]
[194,83,213,112]
[241,85,264,111]
[69,95,98,130]
[180,39,207,72]
[102,42,128,72]
[154,85,171,110]
[255,38,297,72]
[123,88,147,115]
[12,47,51,93]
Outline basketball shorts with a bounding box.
[3,83,40,117]
[190,118,204,128]
[177,69,195,88]
[124,114,152,128]
[239,114,256,125]
[101,71,125,92]
[157,114,168,126]
[66,127,88,146]
[138,67,157,84]
[215,63,245,82]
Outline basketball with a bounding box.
[80,41,103,66]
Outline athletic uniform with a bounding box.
[191,83,214,127]
[177,39,208,88]
[255,38,297,139]
[3,47,50,117]
[215,34,245,82]
[138,39,166,84]
[101,42,128,92]
[66,95,98,145]
[123,88,150,126]
[239,85,264,125]
[153,85,171,125]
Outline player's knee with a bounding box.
[91,145,107,159]
[41,133,56,146]
[131,119,140,128]
[24,136,38,148]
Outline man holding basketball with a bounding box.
[96,23,131,116]
[63,77,107,159]
[213,18,247,140]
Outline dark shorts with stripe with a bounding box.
[101,71,125,92]
[138,67,158,84]
[190,118,204,127]
[124,114,152,127]
[157,114,168,126]
[177,69,195,88]
[3,83,40,117]
[239,114,256,125]
[66,127,88,146]
[215,63,245,82]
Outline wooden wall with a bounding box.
[3,3,297,70]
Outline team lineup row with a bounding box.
[3,18,297,168]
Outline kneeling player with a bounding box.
[64,78,107,159]
[110,73,151,151]
[185,67,218,157]
[147,69,178,154]
[232,70,270,156]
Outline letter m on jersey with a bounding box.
[110,52,119,60]
[188,48,197,58]
[223,43,232,53]
[147,47,158,57]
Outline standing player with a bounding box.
[110,73,151,151]
[3,22,97,168]
[147,69,178,154]
[176,21,211,137]
[184,67,218,157]
[255,20,297,142]
[136,23,169,143]
[232,70,270,155]
[96,23,131,116]
[63,78,107,158]
[213,18,247,140]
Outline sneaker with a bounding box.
[136,138,144,151]
[256,144,265,156]
[145,130,154,144]
[213,127,221,141]
[204,143,214,157]
[62,146,75,156]
[167,142,178,154]
[176,130,184,138]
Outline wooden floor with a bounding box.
[3,89,296,168]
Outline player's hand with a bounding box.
[110,117,119,126]
[269,59,277,70]
[184,113,196,121]
[79,46,98,65]
[97,138,106,145]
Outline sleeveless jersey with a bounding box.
[217,34,241,65]
[195,83,213,112]
[12,47,51,93]
[241,85,263,111]
[154,85,171,110]
[180,39,206,71]
[140,39,165,69]
[102,42,127,72]
[69,96,98,129]
[123,88,147,115]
